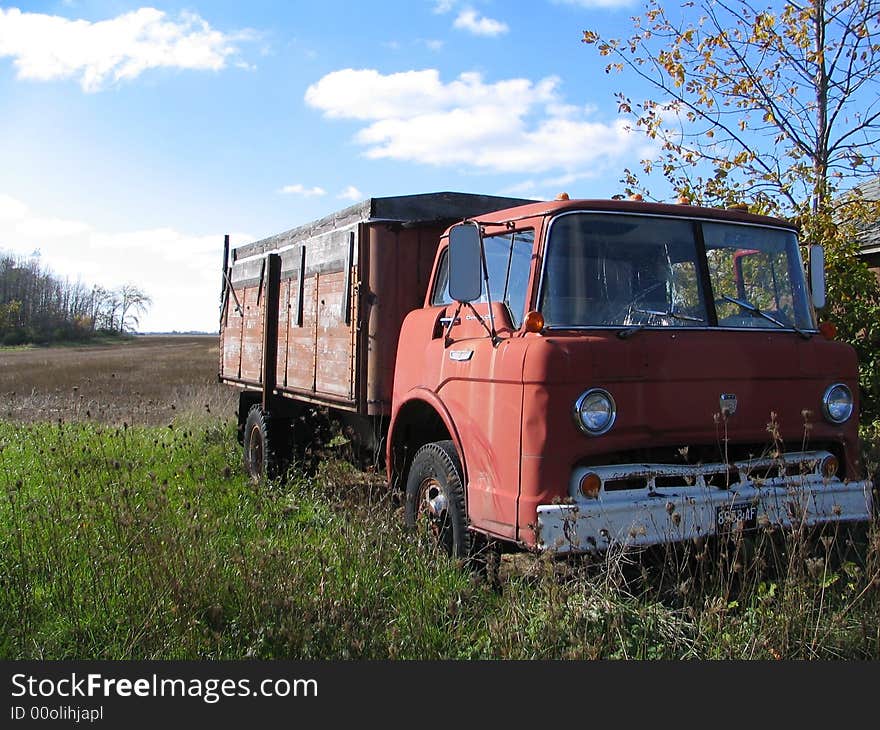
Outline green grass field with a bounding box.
[1,337,879,659]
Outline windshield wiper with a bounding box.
[617,309,704,339]
[720,295,812,340]
[617,324,644,339]
[632,308,705,323]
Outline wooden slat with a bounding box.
[220,287,243,379]
[314,269,357,398]
[240,285,264,382]
[285,275,317,391]
[278,279,290,387]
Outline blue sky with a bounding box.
[0,0,664,332]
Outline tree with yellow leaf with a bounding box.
[584,0,880,422]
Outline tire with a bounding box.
[404,440,471,559]
[243,405,288,482]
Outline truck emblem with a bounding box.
[720,393,737,416]
[449,349,474,362]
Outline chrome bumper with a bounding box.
[536,451,875,553]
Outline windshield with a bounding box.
[703,222,814,331]
[539,212,815,331]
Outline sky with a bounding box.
[0,0,665,332]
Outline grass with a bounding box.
[0,335,878,659]
[1,416,879,659]
[0,419,484,659]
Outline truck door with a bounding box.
[429,229,535,540]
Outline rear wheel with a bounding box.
[243,405,289,481]
[404,440,471,559]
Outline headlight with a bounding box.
[574,388,616,436]
[822,383,853,424]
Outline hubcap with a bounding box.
[248,425,263,476]
[418,477,449,541]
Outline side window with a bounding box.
[429,229,535,327]
[484,230,534,328]
[430,248,452,306]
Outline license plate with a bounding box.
[715,501,758,532]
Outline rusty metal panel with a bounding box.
[364,223,448,415]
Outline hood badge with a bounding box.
[720,393,738,417]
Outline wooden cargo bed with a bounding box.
[219,192,532,416]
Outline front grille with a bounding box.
[577,450,837,495]
[605,477,651,491]
[577,441,845,477]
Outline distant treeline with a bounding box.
[0,250,151,346]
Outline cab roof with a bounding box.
[464,198,798,231]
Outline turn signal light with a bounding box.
[818,321,837,339]
[523,310,545,333]
[579,472,602,499]
[820,455,839,479]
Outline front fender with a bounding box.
[386,387,468,487]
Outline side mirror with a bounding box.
[448,223,482,303]
[810,244,826,310]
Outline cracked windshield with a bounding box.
[540,213,813,331]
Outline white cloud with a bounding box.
[0,193,29,221]
[0,193,247,332]
[279,184,327,197]
[498,179,540,195]
[337,186,364,201]
[306,69,557,122]
[305,68,648,174]
[453,9,509,36]
[423,39,445,51]
[500,171,606,200]
[433,0,456,14]
[17,217,91,238]
[0,6,252,92]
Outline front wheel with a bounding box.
[404,440,471,559]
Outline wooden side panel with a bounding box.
[315,268,357,398]
[286,274,318,391]
[221,285,244,379]
[277,279,290,386]
[240,285,264,382]
[224,193,535,401]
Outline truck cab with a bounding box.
[387,197,874,554]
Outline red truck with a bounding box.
[219,192,874,556]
